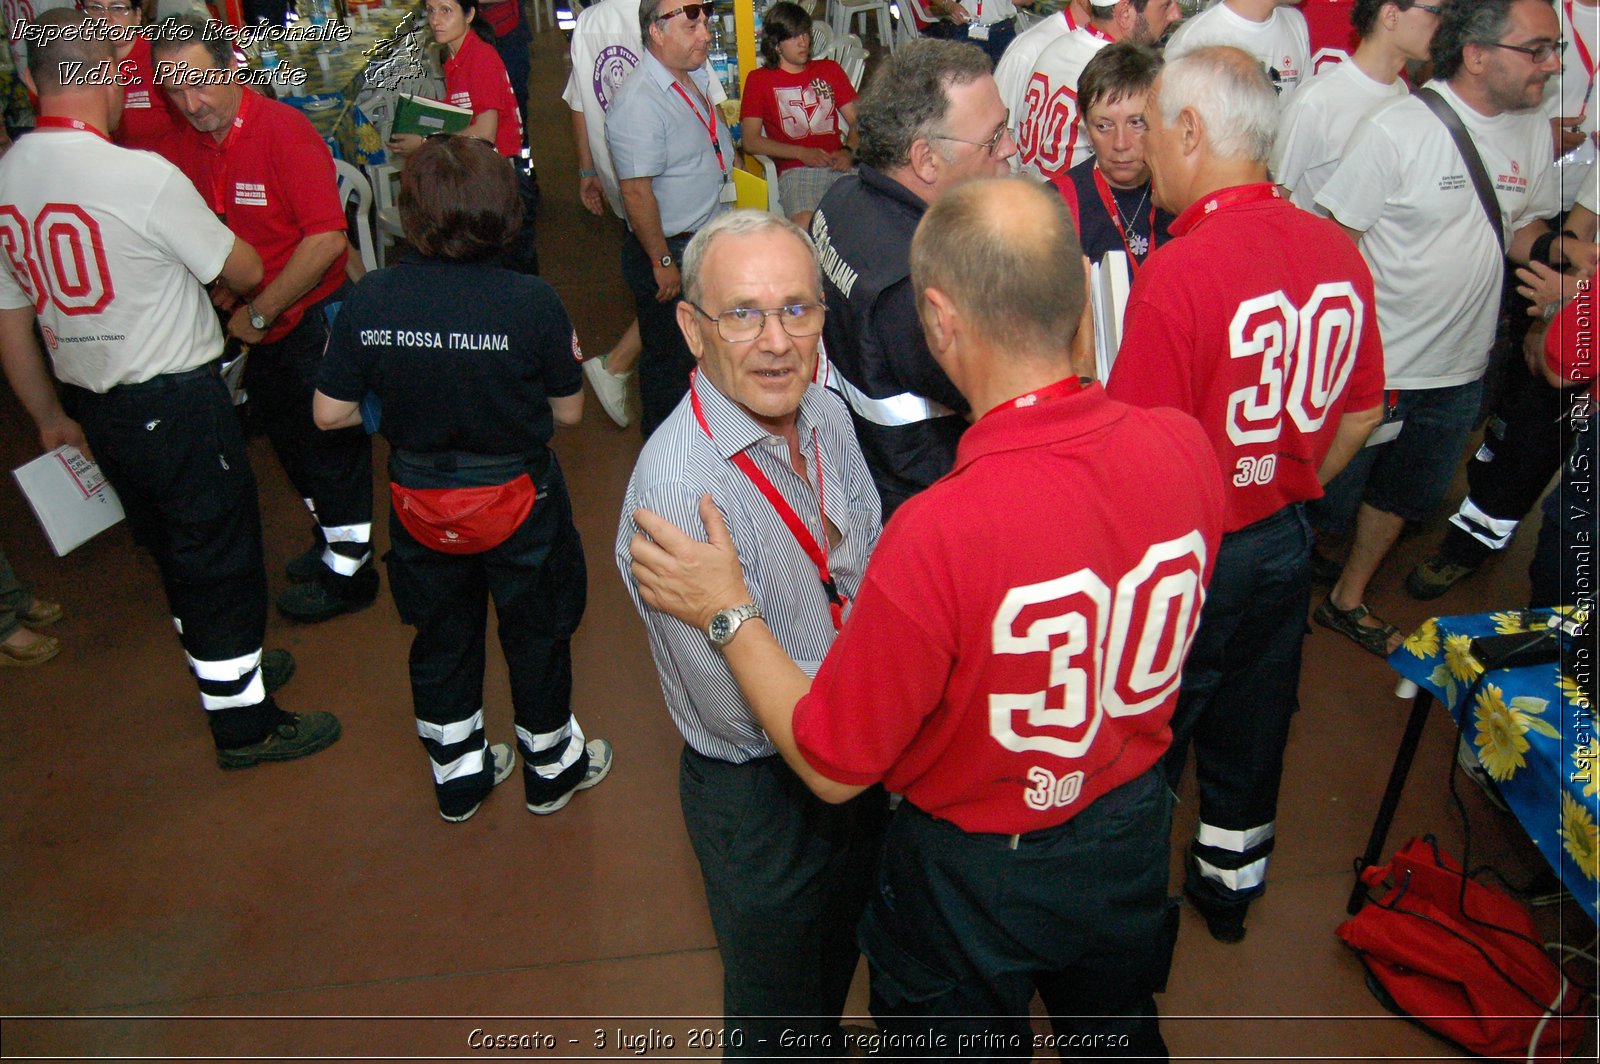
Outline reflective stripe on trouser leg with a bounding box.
[517,716,585,780]
[1447,496,1522,552]
[321,522,373,575]
[1192,820,1275,894]
[417,707,488,784]
[186,643,268,712]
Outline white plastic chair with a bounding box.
[808,18,834,56]
[369,162,404,268]
[834,33,867,88]
[333,159,378,272]
[828,0,895,53]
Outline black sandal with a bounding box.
[1313,595,1402,657]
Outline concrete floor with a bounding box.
[1,21,1595,1062]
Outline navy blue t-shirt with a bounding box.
[319,256,583,455]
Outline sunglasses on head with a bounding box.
[657,2,713,23]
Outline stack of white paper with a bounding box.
[12,445,125,556]
[1089,252,1132,383]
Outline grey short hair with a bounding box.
[855,38,993,172]
[1154,47,1277,163]
[151,11,232,67]
[681,210,823,307]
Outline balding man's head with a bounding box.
[910,178,1085,359]
[26,8,116,95]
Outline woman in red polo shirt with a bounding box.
[387,0,538,272]
[388,0,522,158]
[89,0,181,152]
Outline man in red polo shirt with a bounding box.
[1108,47,1384,943]
[153,13,376,624]
[628,177,1224,1055]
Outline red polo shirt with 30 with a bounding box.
[792,384,1225,834]
[163,88,348,343]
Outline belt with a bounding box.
[87,360,219,398]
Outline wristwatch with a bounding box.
[658,253,675,269]
[707,603,763,647]
[247,303,270,331]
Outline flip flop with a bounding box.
[1313,595,1402,657]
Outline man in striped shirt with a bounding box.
[615,210,886,1056]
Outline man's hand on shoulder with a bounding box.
[631,494,752,631]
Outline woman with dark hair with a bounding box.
[1055,43,1174,270]
[739,1,858,227]
[313,136,611,824]
[387,0,539,272]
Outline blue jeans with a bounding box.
[1166,504,1312,909]
[1312,380,1483,536]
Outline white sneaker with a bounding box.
[441,742,516,823]
[527,739,613,815]
[584,357,633,428]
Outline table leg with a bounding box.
[1347,689,1435,914]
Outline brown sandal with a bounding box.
[1313,595,1402,657]
[21,598,62,626]
[0,631,60,667]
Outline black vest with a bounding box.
[1062,156,1176,266]
[812,167,969,518]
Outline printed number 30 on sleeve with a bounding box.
[987,532,1208,763]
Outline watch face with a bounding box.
[659,255,673,268]
[708,613,732,644]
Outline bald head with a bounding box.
[27,8,116,95]
[910,178,1085,359]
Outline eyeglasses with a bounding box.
[1488,39,1568,63]
[689,301,826,342]
[79,1,136,14]
[657,3,713,23]
[930,112,1011,157]
[1407,2,1444,14]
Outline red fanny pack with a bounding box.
[390,475,536,555]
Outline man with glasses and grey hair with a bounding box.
[605,0,736,438]
[627,178,1224,1057]
[615,210,885,1055]
[1108,46,1387,945]
[1312,0,1561,645]
[810,38,1017,518]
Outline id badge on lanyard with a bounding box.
[967,0,989,39]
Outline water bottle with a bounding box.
[708,16,730,98]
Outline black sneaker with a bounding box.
[276,568,379,623]
[284,535,326,583]
[217,711,342,769]
[1404,554,1477,600]
[1185,886,1249,943]
[262,649,295,695]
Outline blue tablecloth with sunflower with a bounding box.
[1389,608,1597,923]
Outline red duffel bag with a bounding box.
[1337,836,1589,1061]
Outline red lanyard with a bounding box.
[670,81,728,175]
[1566,1,1595,120]
[987,374,1090,419]
[1170,182,1280,236]
[1062,7,1076,30]
[689,372,846,631]
[1083,19,1113,42]
[35,116,110,141]
[1093,168,1157,272]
